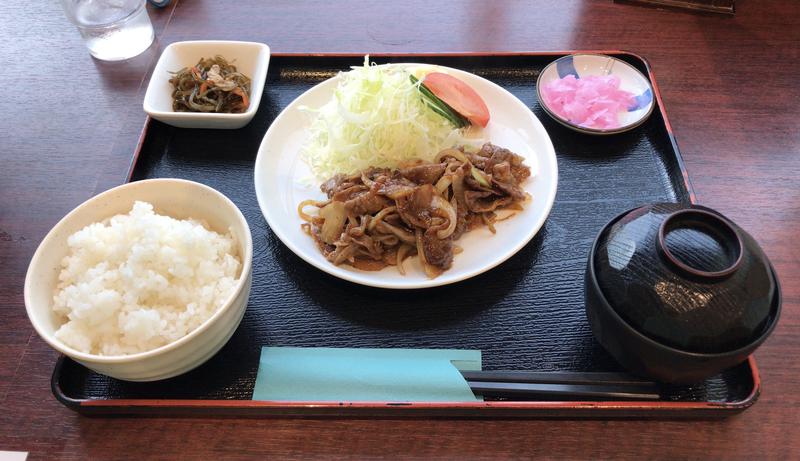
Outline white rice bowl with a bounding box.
[52,201,241,356]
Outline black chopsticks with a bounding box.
[460,370,661,401]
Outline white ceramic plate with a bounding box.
[254,64,558,289]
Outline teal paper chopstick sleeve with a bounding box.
[252,347,481,402]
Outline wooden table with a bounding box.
[2,1,798,458]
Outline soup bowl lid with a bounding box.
[592,203,779,354]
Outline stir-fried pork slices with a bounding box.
[299,143,531,278]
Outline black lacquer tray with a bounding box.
[52,52,759,418]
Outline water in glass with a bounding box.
[63,0,154,61]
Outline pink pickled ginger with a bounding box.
[541,74,636,129]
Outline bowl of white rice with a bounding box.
[24,178,253,381]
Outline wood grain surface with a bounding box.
[1,0,798,459]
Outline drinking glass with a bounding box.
[60,0,155,61]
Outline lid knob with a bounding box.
[657,209,743,279]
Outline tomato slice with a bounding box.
[423,72,490,127]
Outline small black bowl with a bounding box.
[585,203,781,383]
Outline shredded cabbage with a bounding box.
[301,57,484,179]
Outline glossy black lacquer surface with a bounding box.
[586,204,780,383]
[53,55,756,410]
[593,203,778,353]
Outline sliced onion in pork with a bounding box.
[470,166,491,188]
[383,185,416,201]
[435,148,469,164]
[414,228,431,277]
[434,175,452,195]
[376,221,416,244]
[318,201,347,244]
[396,243,414,275]
[373,234,399,246]
[431,195,457,239]
[367,206,397,231]
[298,199,329,222]
[361,172,376,188]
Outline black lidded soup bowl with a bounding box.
[585,203,781,383]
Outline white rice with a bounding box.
[52,201,241,356]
